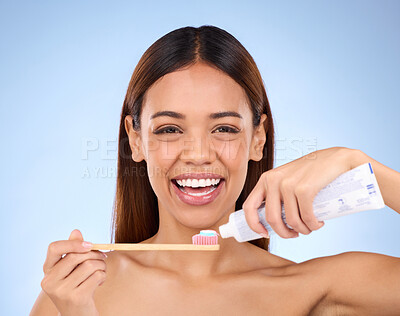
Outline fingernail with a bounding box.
[82,241,93,248]
[260,233,269,238]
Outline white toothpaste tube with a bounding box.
[219,162,385,242]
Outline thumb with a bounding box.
[69,229,84,241]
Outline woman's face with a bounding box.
[125,62,267,229]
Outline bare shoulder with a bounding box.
[250,247,365,315]
[295,251,400,315]
[96,247,400,315]
[293,252,352,315]
[239,245,339,315]
[29,289,59,316]
[318,251,400,315]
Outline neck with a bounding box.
[143,202,257,279]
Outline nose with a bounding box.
[180,132,216,165]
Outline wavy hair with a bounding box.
[111,25,275,251]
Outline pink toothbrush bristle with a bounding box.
[192,230,220,245]
[192,235,218,245]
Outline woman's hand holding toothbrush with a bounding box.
[40,229,107,316]
[242,147,361,239]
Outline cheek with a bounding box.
[216,138,250,201]
[215,138,249,168]
[145,141,177,194]
[146,141,178,167]
[148,140,181,161]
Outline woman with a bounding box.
[31,25,400,315]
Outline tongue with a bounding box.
[181,185,214,194]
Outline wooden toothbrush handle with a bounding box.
[91,243,220,251]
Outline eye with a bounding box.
[153,126,182,134]
[213,126,240,134]
[153,125,240,135]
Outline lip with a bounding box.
[172,173,224,180]
[171,178,225,206]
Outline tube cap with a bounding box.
[219,223,234,238]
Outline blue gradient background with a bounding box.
[1,1,399,314]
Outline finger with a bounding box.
[242,173,269,236]
[76,269,107,294]
[69,229,84,241]
[49,251,107,282]
[280,180,312,235]
[68,228,106,258]
[296,184,325,231]
[65,259,106,289]
[61,229,86,261]
[43,239,94,274]
[265,176,299,238]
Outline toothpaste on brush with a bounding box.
[219,162,385,242]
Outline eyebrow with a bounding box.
[150,110,243,120]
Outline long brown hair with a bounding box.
[111,25,275,251]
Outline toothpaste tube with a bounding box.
[219,162,385,242]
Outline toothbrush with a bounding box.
[91,230,220,251]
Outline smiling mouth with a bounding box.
[171,179,224,196]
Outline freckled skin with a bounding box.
[130,62,260,231]
[29,63,345,315]
[96,62,335,315]
[30,63,400,316]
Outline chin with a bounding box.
[174,211,222,230]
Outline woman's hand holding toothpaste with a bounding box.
[242,147,359,239]
[40,229,107,316]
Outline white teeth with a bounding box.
[183,186,217,196]
[174,178,222,188]
[191,179,199,188]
